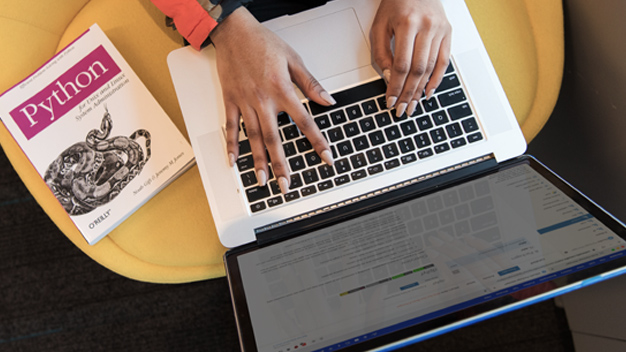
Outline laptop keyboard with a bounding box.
[236,63,484,213]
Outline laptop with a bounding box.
[166,0,626,350]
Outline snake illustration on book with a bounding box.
[44,107,151,215]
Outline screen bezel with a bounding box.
[224,155,626,352]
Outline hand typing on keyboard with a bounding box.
[210,7,336,194]
[371,0,452,118]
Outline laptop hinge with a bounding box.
[254,154,497,247]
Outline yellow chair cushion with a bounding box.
[0,0,562,283]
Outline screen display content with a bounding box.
[236,162,626,352]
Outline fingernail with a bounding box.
[426,88,436,101]
[256,169,267,186]
[278,176,290,194]
[396,102,407,117]
[407,100,418,117]
[387,96,397,109]
[321,149,334,166]
[228,153,236,167]
[320,91,337,105]
[382,69,391,83]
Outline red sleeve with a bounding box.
[150,0,217,50]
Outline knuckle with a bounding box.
[262,131,282,146]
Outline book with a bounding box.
[0,24,195,245]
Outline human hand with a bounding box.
[371,0,452,117]
[210,7,335,194]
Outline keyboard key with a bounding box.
[269,180,281,195]
[359,117,376,132]
[401,153,418,164]
[438,88,466,107]
[384,125,402,141]
[277,112,291,126]
[434,143,451,154]
[343,122,360,137]
[284,191,300,202]
[350,153,367,169]
[414,133,432,148]
[375,111,393,127]
[384,158,401,170]
[304,151,321,166]
[328,127,345,142]
[391,109,408,121]
[353,135,370,151]
[400,120,418,136]
[376,95,387,110]
[367,164,384,175]
[398,138,416,153]
[289,173,303,189]
[250,202,267,213]
[330,110,348,125]
[435,74,460,93]
[446,62,454,74]
[301,185,317,197]
[418,148,434,159]
[267,197,283,207]
[309,79,387,115]
[289,155,306,172]
[448,103,472,120]
[410,103,424,117]
[446,123,463,138]
[240,170,257,187]
[382,143,400,158]
[239,140,251,155]
[416,115,434,131]
[237,155,254,172]
[369,130,386,146]
[318,164,336,179]
[450,137,467,148]
[422,97,439,112]
[314,114,331,129]
[302,169,319,185]
[351,169,367,181]
[337,140,354,156]
[361,99,379,115]
[367,148,384,163]
[432,111,449,126]
[246,185,271,203]
[430,128,447,143]
[335,158,352,174]
[295,137,313,153]
[318,180,334,191]
[468,132,484,143]
[283,125,300,140]
[334,175,351,186]
[346,104,363,120]
[462,117,479,133]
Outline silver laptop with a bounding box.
[167,0,526,248]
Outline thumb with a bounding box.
[290,60,336,106]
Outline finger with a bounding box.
[240,107,270,187]
[397,31,436,117]
[424,34,452,100]
[256,109,291,193]
[370,20,394,83]
[286,99,333,167]
[290,58,336,107]
[224,101,241,167]
[386,26,419,110]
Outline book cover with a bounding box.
[0,24,195,244]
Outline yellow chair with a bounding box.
[0,0,563,283]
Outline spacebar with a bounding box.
[309,79,387,115]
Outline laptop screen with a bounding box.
[226,157,626,352]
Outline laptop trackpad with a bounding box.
[275,8,372,81]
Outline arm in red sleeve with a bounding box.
[151,0,252,50]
